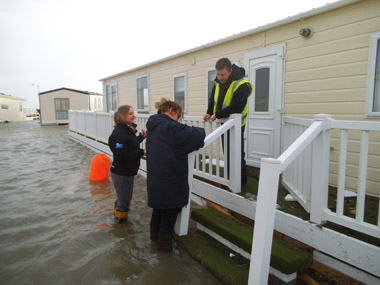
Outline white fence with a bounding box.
[282,115,380,238]
[68,110,242,193]
[249,114,380,284]
[325,119,380,238]
[69,110,113,144]
[183,115,242,193]
[281,117,314,211]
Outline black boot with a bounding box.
[150,226,158,242]
[157,233,173,251]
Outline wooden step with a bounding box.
[177,229,250,284]
[187,208,313,283]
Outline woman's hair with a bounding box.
[157,98,183,119]
[114,105,132,125]
[113,105,137,134]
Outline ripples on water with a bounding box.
[0,121,221,285]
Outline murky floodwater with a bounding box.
[0,121,221,285]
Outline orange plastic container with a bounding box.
[89,154,110,181]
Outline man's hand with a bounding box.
[203,114,211,122]
[211,114,216,121]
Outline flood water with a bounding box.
[0,121,221,285]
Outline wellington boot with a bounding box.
[157,233,173,251]
[150,226,159,242]
[114,208,128,224]
[115,218,128,224]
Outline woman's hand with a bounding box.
[141,129,147,138]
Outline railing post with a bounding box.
[83,110,87,138]
[75,111,79,132]
[310,114,332,224]
[174,152,196,236]
[94,111,98,142]
[230,114,241,193]
[248,158,281,285]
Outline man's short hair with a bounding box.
[215,58,232,71]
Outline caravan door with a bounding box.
[244,44,285,168]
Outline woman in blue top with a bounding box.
[108,105,146,223]
[146,98,205,251]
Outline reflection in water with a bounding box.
[0,121,221,285]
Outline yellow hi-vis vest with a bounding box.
[213,79,253,127]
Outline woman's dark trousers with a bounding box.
[150,208,182,251]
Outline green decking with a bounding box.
[177,230,250,285]
[189,208,312,275]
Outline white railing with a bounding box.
[282,115,380,237]
[68,110,242,194]
[69,110,114,144]
[249,115,328,284]
[281,117,314,211]
[323,119,380,238]
[175,114,242,235]
[249,114,380,284]
[134,114,150,150]
[190,114,242,194]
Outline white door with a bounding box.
[244,44,285,168]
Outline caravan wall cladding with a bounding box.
[101,0,380,197]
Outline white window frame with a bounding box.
[206,67,216,106]
[136,74,149,114]
[173,72,187,113]
[365,31,380,117]
[105,83,118,112]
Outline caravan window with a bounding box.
[55,98,69,119]
[174,73,187,112]
[137,75,149,113]
[207,69,216,103]
[366,31,380,117]
[106,84,117,112]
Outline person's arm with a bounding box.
[214,83,249,119]
[206,87,215,115]
[203,85,216,121]
[137,129,147,143]
[117,146,144,161]
[112,135,144,162]
[174,123,206,155]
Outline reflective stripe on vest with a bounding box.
[213,79,253,126]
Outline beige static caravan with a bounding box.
[39,87,103,126]
[99,0,380,196]
[0,93,25,122]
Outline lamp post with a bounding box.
[31,83,41,121]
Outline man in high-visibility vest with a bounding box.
[203,58,253,185]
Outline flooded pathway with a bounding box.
[0,121,221,284]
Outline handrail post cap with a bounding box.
[314,113,332,120]
[261,158,281,164]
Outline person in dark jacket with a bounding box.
[108,105,146,223]
[203,58,252,185]
[146,98,205,251]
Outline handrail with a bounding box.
[249,115,330,285]
[203,119,234,147]
[278,121,323,173]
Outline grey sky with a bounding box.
[0,0,334,108]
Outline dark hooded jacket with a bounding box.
[146,114,205,209]
[108,123,145,176]
[206,64,250,119]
